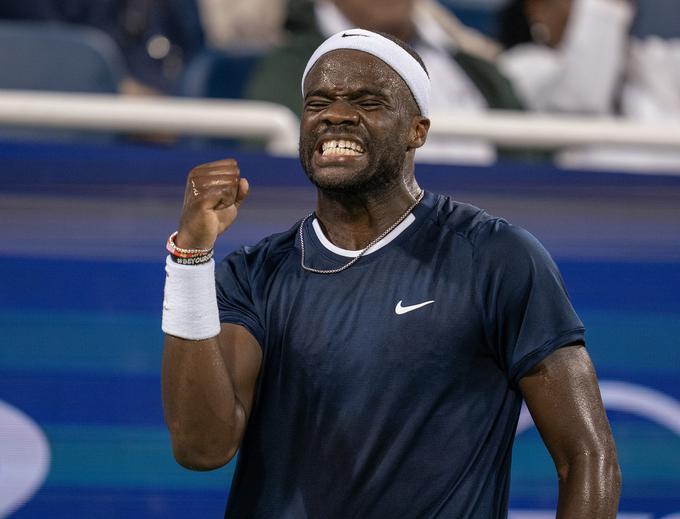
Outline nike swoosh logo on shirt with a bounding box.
[395,300,435,315]
[341,32,369,38]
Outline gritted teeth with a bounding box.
[320,139,365,156]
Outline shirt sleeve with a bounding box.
[473,219,585,387]
[215,248,265,347]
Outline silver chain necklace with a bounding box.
[299,190,424,274]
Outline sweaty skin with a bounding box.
[520,345,621,517]
[299,49,429,249]
[161,48,620,516]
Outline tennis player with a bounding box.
[162,29,620,518]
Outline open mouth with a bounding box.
[318,138,365,157]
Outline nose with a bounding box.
[322,99,360,125]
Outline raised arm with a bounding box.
[519,344,621,518]
[161,159,262,471]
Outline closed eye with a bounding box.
[304,98,332,111]
[305,99,382,110]
[357,100,384,109]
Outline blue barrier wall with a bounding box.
[1,141,679,518]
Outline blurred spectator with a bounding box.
[497,0,634,114]
[422,0,501,62]
[197,0,501,54]
[623,36,680,123]
[195,0,286,50]
[497,0,680,171]
[247,0,526,164]
[0,0,204,94]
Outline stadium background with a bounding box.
[1,0,680,516]
[1,140,678,518]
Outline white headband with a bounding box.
[301,29,431,117]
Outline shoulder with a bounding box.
[465,212,558,287]
[428,194,499,243]
[475,216,552,274]
[429,193,549,264]
[216,222,299,282]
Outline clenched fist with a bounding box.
[175,159,249,249]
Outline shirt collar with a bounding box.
[312,214,416,257]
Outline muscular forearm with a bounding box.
[161,158,257,471]
[520,347,622,519]
[555,445,621,517]
[162,334,245,470]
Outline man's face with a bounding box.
[299,49,418,195]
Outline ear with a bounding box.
[408,116,430,149]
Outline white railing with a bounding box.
[428,111,680,149]
[1,89,680,158]
[0,90,301,155]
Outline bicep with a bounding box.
[518,345,614,474]
[218,323,262,420]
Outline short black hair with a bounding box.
[375,31,429,77]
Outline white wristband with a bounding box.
[162,256,221,340]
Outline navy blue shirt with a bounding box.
[216,191,584,518]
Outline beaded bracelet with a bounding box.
[166,231,213,259]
